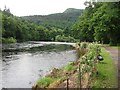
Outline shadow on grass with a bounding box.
[99,62,107,64]
[95,72,107,80]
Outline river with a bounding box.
[2,42,77,88]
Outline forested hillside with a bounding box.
[22,8,83,30]
[72,2,120,45]
[1,8,78,43]
[1,2,120,45]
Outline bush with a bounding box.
[76,42,88,57]
[2,37,17,43]
[80,42,101,74]
[80,42,88,49]
[55,35,76,42]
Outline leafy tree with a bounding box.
[72,2,120,45]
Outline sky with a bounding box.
[0,0,86,16]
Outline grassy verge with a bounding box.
[34,62,77,88]
[33,42,118,88]
[90,47,117,88]
[36,77,56,88]
[63,62,77,72]
[102,44,120,50]
[111,46,120,50]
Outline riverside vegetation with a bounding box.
[1,1,119,89]
[32,42,117,89]
[1,2,120,45]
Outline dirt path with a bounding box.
[104,46,120,88]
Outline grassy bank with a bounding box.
[90,47,117,88]
[33,42,100,88]
[33,62,78,88]
[33,42,118,89]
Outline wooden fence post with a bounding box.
[66,72,69,90]
[79,64,81,90]
[66,77,69,90]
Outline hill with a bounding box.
[1,8,79,43]
[21,8,83,29]
[63,8,83,13]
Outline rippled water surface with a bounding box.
[2,42,77,88]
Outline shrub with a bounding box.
[80,42,88,49]
[2,37,17,43]
[77,42,88,57]
[55,35,76,42]
[80,42,101,76]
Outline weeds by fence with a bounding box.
[76,42,101,88]
[33,42,101,89]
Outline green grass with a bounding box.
[35,62,76,88]
[111,46,120,50]
[63,63,76,72]
[103,44,120,50]
[36,77,56,88]
[90,47,117,88]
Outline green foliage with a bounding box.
[76,42,101,88]
[76,42,89,57]
[90,48,117,88]
[72,5,94,42]
[49,28,64,41]
[22,8,83,31]
[79,42,88,48]
[63,63,75,72]
[55,35,76,42]
[2,37,16,43]
[2,7,80,43]
[79,42,100,77]
[36,77,55,88]
[77,42,117,88]
[72,2,120,45]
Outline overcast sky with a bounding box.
[0,0,86,16]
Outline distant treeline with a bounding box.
[1,2,120,45]
[1,8,81,43]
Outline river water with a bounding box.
[2,42,77,88]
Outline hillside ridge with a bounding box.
[21,8,83,29]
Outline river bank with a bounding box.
[2,42,118,88]
[32,42,118,89]
[32,42,98,89]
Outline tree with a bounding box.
[72,2,120,45]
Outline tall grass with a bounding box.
[63,62,76,72]
[36,77,56,88]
